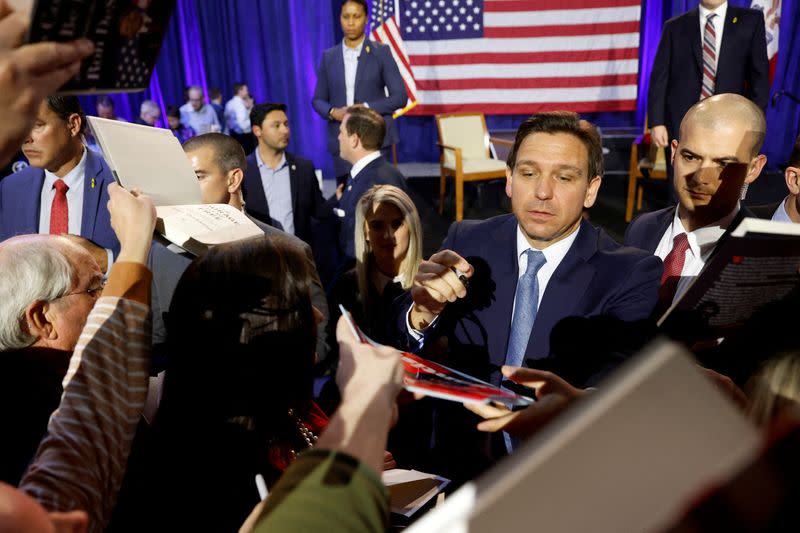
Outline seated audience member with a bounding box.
[751,134,800,223]
[208,87,226,127]
[17,184,157,533]
[95,96,126,122]
[0,95,120,266]
[395,111,661,484]
[165,105,194,143]
[149,133,329,363]
[624,94,767,309]
[331,106,408,262]
[179,85,221,135]
[0,235,102,485]
[225,82,255,153]
[243,103,332,245]
[110,234,343,531]
[136,100,161,127]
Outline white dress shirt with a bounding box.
[38,147,88,236]
[698,1,728,71]
[771,196,794,223]
[407,222,581,340]
[224,95,251,134]
[342,38,364,107]
[349,150,381,180]
[654,204,739,303]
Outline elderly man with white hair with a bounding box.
[137,100,161,127]
[0,234,103,485]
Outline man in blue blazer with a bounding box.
[0,96,119,268]
[625,95,767,291]
[242,103,332,246]
[648,1,769,154]
[332,106,407,261]
[312,0,407,178]
[396,112,661,482]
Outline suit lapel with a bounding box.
[286,153,300,216]
[488,217,521,366]
[333,43,347,102]
[80,150,103,239]
[244,153,270,220]
[527,220,597,359]
[688,9,703,75]
[23,170,46,233]
[644,207,676,252]
[716,8,737,80]
[353,40,372,102]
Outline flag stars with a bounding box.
[433,24,439,31]
[425,0,431,6]
[460,7,466,14]
[445,7,452,15]
[473,23,480,30]
[446,23,452,31]
[459,23,466,30]
[411,1,418,7]
[418,9,424,15]
[474,6,480,13]
[405,10,411,17]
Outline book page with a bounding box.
[156,204,262,250]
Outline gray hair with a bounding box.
[0,236,75,351]
[140,99,160,116]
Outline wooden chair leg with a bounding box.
[625,173,639,223]
[455,173,464,221]
[636,185,643,210]
[439,173,446,215]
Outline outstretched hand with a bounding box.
[107,183,156,265]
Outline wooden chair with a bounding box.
[435,112,512,221]
[625,126,668,222]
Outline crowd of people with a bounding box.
[1,0,800,531]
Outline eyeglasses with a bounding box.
[53,279,107,301]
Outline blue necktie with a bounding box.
[504,248,546,453]
[505,249,547,368]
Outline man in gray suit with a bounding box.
[149,133,330,363]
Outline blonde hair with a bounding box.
[747,351,800,426]
[353,185,422,316]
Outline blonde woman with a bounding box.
[330,184,422,344]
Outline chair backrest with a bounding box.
[436,113,491,166]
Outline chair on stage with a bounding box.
[435,112,511,221]
[625,123,668,222]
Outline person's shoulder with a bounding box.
[731,6,765,24]
[453,213,516,238]
[590,225,661,272]
[665,9,696,26]
[629,206,674,229]
[254,216,314,252]
[2,163,41,185]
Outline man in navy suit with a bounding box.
[242,103,332,246]
[648,1,769,157]
[751,134,800,223]
[0,96,119,270]
[312,0,407,178]
[396,112,661,482]
[625,94,767,307]
[332,106,407,262]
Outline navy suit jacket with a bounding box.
[392,214,661,483]
[648,7,769,142]
[312,40,408,154]
[333,155,407,259]
[749,200,782,220]
[398,214,662,377]
[241,151,331,245]
[623,205,756,253]
[0,148,119,254]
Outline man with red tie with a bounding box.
[0,96,119,269]
[624,93,768,308]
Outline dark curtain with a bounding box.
[82,0,800,175]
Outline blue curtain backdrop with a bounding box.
[85,0,800,176]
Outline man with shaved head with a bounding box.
[625,93,768,307]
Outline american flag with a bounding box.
[370,0,420,117]
[390,0,641,115]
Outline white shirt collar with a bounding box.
[44,146,87,190]
[699,1,727,23]
[671,202,739,258]
[771,196,795,223]
[515,221,580,266]
[350,151,381,179]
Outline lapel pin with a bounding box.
[366,45,370,53]
[291,164,296,171]
[732,16,738,23]
[91,177,96,188]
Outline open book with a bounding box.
[339,305,533,408]
[383,469,450,519]
[88,117,262,254]
[658,217,800,341]
[13,0,175,93]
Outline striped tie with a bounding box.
[700,13,717,100]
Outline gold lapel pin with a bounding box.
[91,177,96,188]
[366,45,371,53]
[732,16,738,23]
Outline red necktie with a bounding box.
[49,179,69,235]
[700,13,717,99]
[659,233,690,306]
